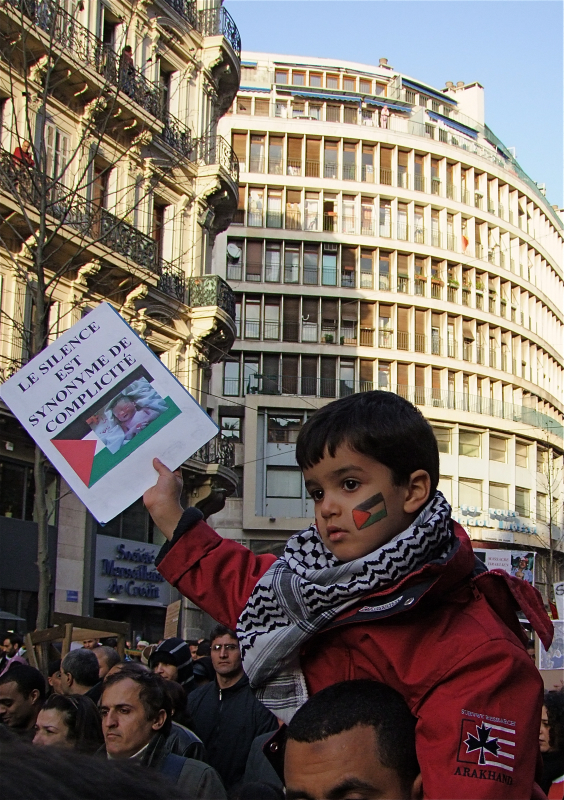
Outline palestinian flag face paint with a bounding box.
[352,492,387,530]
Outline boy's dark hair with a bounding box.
[287,680,419,790]
[296,391,439,497]
[61,649,99,688]
[102,665,172,736]
[209,624,238,645]
[0,665,46,703]
[42,694,104,754]
[544,689,564,752]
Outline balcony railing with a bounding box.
[193,434,235,468]
[188,275,236,320]
[241,379,564,440]
[158,260,186,301]
[10,0,162,116]
[159,112,192,158]
[162,0,198,24]
[191,133,239,185]
[199,5,241,58]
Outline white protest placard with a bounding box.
[554,581,564,620]
[0,303,218,523]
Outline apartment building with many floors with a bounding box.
[207,51,564,605]
[0,0,241,639]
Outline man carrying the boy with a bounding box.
[145,390,552,799]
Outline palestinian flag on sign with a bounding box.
[51,366,181,487]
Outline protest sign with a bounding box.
[0,303,218,523]
[474,549,536,586]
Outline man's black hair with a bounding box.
[102,665,172,737]
[209,624,238,645]
[3,633,24,648]
[287,680,419,791]
[0,665,46,703]
[544,688,564,752]
[0,739,188,800]
[295,391,439,498]
[61,649,99,688]
[196,640,211,657]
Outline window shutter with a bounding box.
[322,299,338,322]
[397,307,409,331]
[415,366,425,387]
[302,298,318,323]
[246,241,263,276]
[360,360,373,384]
[306,138,320,160]
[320,357,336,380]
[397,363,408,385]
[415,310,426,334]
[360,302,373,327]
[288,137,303,160]
[380,147,392,169]
[283,297,300,342]
[398,151,408,168]
[232,132,247,161]
[397,253,408,274]
[341,301,358,321]
[463,321,475,341]
[301,356,317,380]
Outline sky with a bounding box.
[225,0,564,208]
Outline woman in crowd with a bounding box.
[540,688,564,798]
[32,694,104,754]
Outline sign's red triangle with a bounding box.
[51,439,97,486]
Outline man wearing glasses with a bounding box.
[188,624,278,793]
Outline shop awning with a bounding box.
[402,77,457,106]
[427,111,478,140]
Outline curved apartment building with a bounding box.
[208,52,564,600]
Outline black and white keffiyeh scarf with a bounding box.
[237,491,454,722]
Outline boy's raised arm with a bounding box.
[144,459,277,627]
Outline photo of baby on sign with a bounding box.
[86,377,168,454]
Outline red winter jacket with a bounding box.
[157,519,553,800]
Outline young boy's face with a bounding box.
[303,444,428,562]
[113,398,136,423]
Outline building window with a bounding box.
[223,360,240,396]
[265,242,281,282]
[515,441,529,468]
[433,427,451,454]
[359,78,372,94]
[96,498,164,544]
[0,458,57,523]
[536,492,547,522]
[326,74,339,89]
[343,76,356,91]
[459,479,482,508]
[489,436,507,463]
[275,69,288,84]
[303,244,319,285]
[309,72,322,87]
[537,447,548,474]
[220,416,241,442]
[322,246,338,286]
[267,415,302,444]
[292,71,305,86]
[438,476,452,505]
[515,487,530,517]
[489,483,509,510]
[459,430,481,457]
[266,467,302,498]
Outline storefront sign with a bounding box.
[94,534,173,606]
[452,506,536,540]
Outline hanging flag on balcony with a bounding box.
[462,235,469,252]
[0,303,218,524]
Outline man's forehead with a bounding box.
[0,681,23,698]
[101,678,142,704]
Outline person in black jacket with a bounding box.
[188,625,278,792]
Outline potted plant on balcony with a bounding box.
[447,278,459,288]
[323,333,334,343]
[475,279,484,292]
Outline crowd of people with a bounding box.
[0,390,563,799]
[0,627,562,799]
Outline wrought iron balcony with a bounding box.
[0,150,185,301]
[158,112,192,159]
[190,134,239,185]
[188,275,236,320]
[6,0,161,118]
[193,434,235,468]
[161,0,198,26]
[199,5,241,59]
[158,260,186,301]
